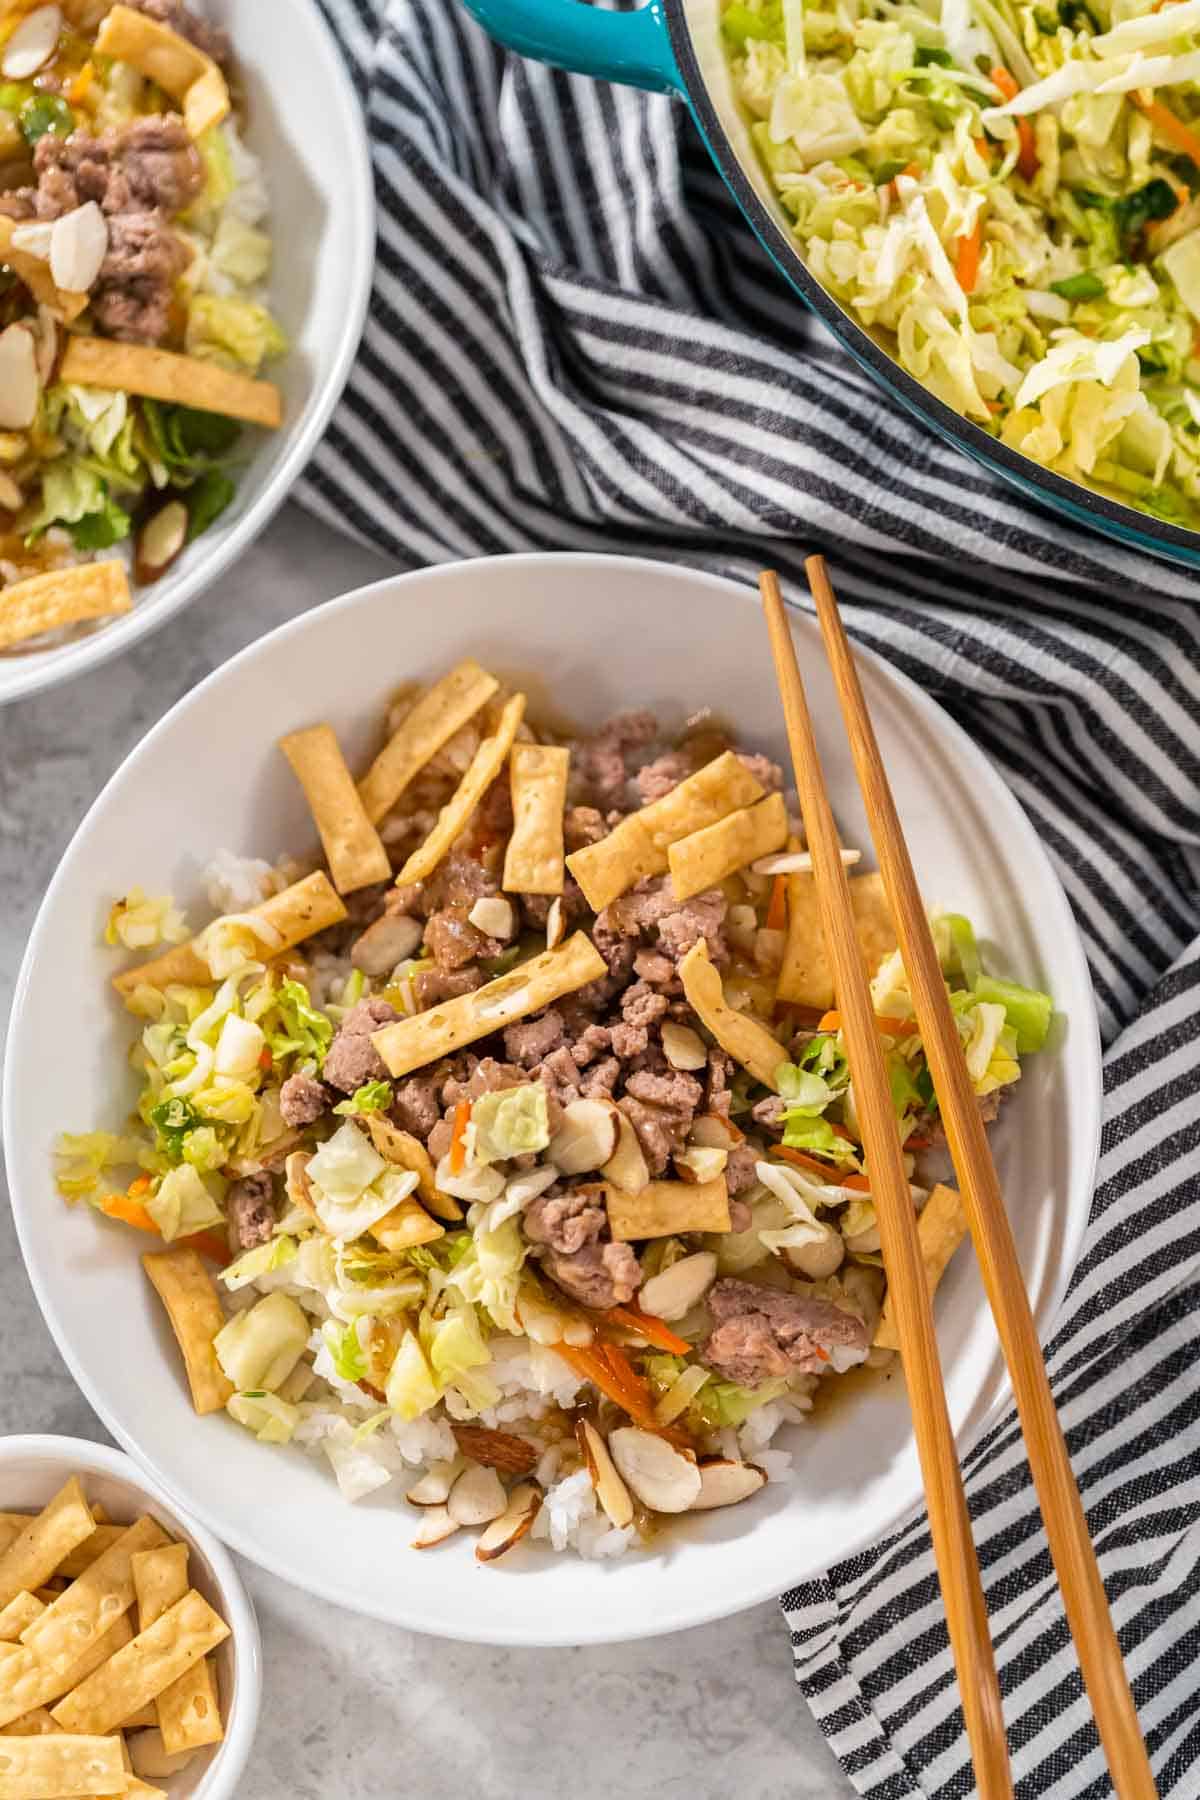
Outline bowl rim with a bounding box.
[0,0,376,709]
[3,552,1103,1642]
[0,1433,261,1799]
[668,0,1200,568]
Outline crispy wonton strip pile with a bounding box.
[667,791,788,903]
[0,1729,127,1798]
[0,1483,94,1614]
[372,932,607,1077]
[358,659,500,825]
[59,339,281,430]
[678,940,786,1090]
[279,725,391,895]
[0,219,87,320]
[567,752,765,913]
[503,743,569,894]
[112,871,346,999]
[0,564,131,653]
[130,1547,222,1756]
[777,869,898,1008]
[397,692,526,885]
[141,1250,232,1415]
[874,1183,969,1350]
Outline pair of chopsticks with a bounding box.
[760,562,1155,1799]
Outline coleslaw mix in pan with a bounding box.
[0,0,285,652]
[59,660,1051,1562]
[724,0,1200,530]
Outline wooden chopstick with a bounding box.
[800,554,1157,1799]
[759,571,1013,1800]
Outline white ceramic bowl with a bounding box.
[0,0,373,707]
[0,1435,260,1798]
[4,553,1102,1646]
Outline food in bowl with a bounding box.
[0,0,285,652]
[58,656,1052,1563]
[724,0,1200,531]
[0,1470,233,1790]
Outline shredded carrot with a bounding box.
[96,1189,158,1234]
[830,1121,856,1142]
[974,135,991,159]
[68,61,94,104]
[605,1305,692,1356]
[258,1047,272,1071]
[1132,92,1200,168]
[905,1135,934,1150]
[991,68,1039,181]
[94,1184,231,1267]
[556,1343,660,1429]
[816,1008,914,1036]
[180,1229,233,1268]
[449,1099,470,1175]
[955,215,983,295]
[817,1010,841,1031]
[841,1173,872,1193]
[771,1145,841,1176]
[766,873,788,932]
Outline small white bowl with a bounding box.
[0,1436,260,1799]
[0,0,374,706]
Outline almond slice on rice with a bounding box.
[450,1425,538,1476]
[690,1460,767,1510]
[475,1484,542,1563]
[446,1463,507,1527]
[607,1428,701,1513]
[576,1419,634,1529]
[410,1507,461,1549]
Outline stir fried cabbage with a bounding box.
[725,0,1200,527]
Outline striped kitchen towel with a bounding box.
[304,3,1200,1792]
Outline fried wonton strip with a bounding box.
[112,871,347,999]
[124,1777,169,1799]
[141,1250,233,1416]
[607,1177,731,1241]
[372,932,607,1078]
[397,693,527,885]
[0,1707,58,1736]
[51,1590,229,1737]
[362,1116,462,1221]
[0,1596,43,1645]
[678,940,786,1090]
[667,791,788,903]
[0,219,87,320]
[118,1704,158,1730]
[0,1481,94,1613]
[503,743,569,895]
[0,1731,126,1798]
[776,869,898,1008]
[0,561,131,653]
[94,4,229,135]
[567,752,765,913]
[0,1617,134,1732]
[279,725,391,896]
[131,1550,221,1756]
[20,1519,166,1682]
[358,659,500,826]
[59,337,280,429]
[369,1197,444,1254]
[874,1183,969,1351]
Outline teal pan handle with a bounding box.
[457,0,683,94]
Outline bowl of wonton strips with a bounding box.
[4,554,1100,1644]
[0,0,371,702]
[0,1434,260,1799]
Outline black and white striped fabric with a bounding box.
[303,3,1200,1791]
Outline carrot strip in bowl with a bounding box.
[990,68,1039,181]
[604,1305,691,1356]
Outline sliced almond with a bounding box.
[545,896,565,949]
[410,1505,461,1549]
[446,1461,507,1527]
[49,201,108,293]
[0,471,21,512]
[0,326,39,431]
[405,1458,464,1506]
[468,895,514,938]
[547,1096,618,1174]
[284,1150,314,1217]
[451,1423,538,1475]
[674,1144,728,1184]
[608,1427,701,1513]
[690,1459,767,1510]
[661,1021,707,1071]
[638,1250,717,1323]
[32,306,58,387]
[9,222,53,262]
[475,1482,541,1562]
[2,5,63,79]
[351,910,422,975]
[576,1418,634,1528]
[135,499,188,584]
[689,1112,744,1149]
[599,1109,649,1195]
